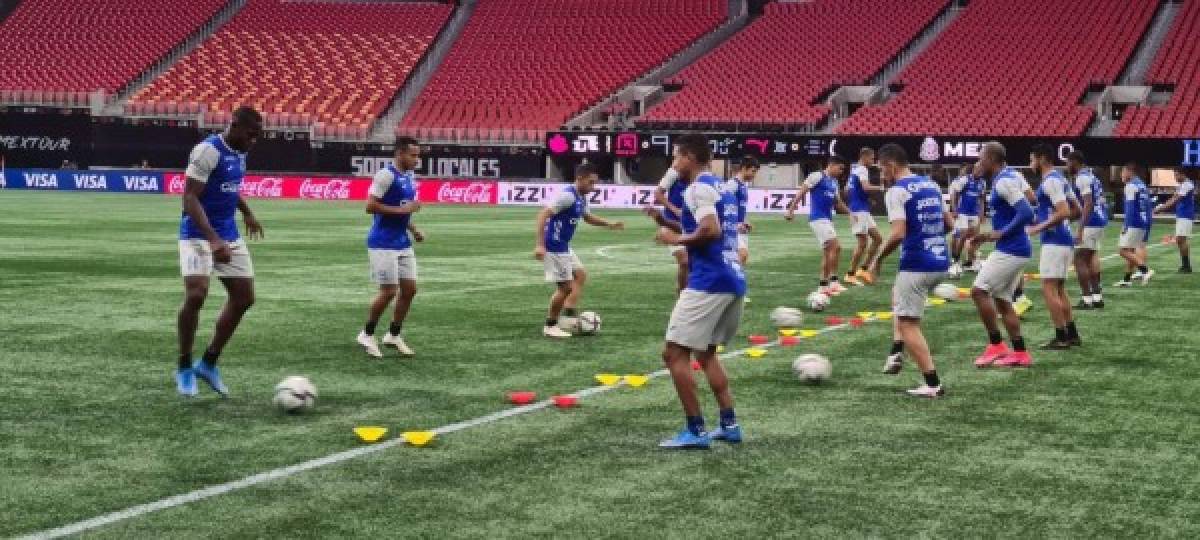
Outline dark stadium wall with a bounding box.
[0,0,21,25]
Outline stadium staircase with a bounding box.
[368,0,477,143]
[563,0,753,131]
[109,0,248,115]
[1088,0,1180,136]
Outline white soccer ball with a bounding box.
[273,376,317,413]
[807,291,830,312]
[792,354,832,384]
[770,306,804,328]
[578,311,601,335]
[933,283,960,301]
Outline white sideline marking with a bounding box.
[18,320,863,540]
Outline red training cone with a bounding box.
[553,395,578,408]
[825,316,843,326]
[508,391,537,405]
[781,336,800,346]
[849,317,864,328]
[690,360,702,371]
[748,334,770,345]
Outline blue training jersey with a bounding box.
[366,164,418,250]
[886,175,950,272]
[1072,168,1109,228]
[180,134,245,241]
[724,178,749,225]
[681,172,746,295]
[989,167,1033,257]
[1035,170,1075,247]
[1123,178,1151,230]
[662,177,687,222]
[1176,179,1195,220]
[952,174,984,217]
[542,186,587,254]
[804,172,838,222]
[846,173,872,213]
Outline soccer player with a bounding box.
[1068,151,1109,308]
[968,142,1035,368]
[1154,167,1195,273]
[785,157,850,296]
[655,165,690,294]
[948,162,986,275]
[1027,145,1082,349]
[175,106,264,397]
[357,137,425,358]
[1115,162,1154,287]
[644,134,746,449]
[844,147,882,286]
[726,155,757,267]
[535,163,624,338]
[871,144,952,397]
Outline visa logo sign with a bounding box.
[73,174,107,190]
[24,172,58,188]
[122,175,159,192]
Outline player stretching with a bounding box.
[1154,168,1195,273]
[175,106,264,397]
[1067,152,1109,309]
[357,137,424,358]
[656,165,690,294]
[535,164,624,338]
[968,142,1035,368]
[726,156,757,268]
[786,157,850,296]
[1027,145,1082,349]
[872,144,952,397]
[1115,162,1154,287]
[948,162,986,275]
[844,147,882,286]
[645,134,746,449]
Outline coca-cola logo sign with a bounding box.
[299,178,353,200]
[167,174,186,194]
[240,177,285,198]
[433,182,495,204]
[163,174,500,205]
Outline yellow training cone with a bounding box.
[402,431,436,447]
[717,344,726,353]
[353,426,388,444]
[746,347,767,358]
[876,312,893,320]
[595,374,622,386]
[929,298,946,306]
[800,329,819,338]
[624,375,649,387]
[856,311,874,320]
[779,329,798,337]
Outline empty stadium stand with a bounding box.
[837,0,1159,137]
[1116,0,1200,138]
[639,0,949,131]
[0,0,228,107]
[130,0,452,139]
[398,0,725,143]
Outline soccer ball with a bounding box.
[792,354,832,384]
[577,311,601,335]
[770,306,804,328]
[933,283,960,301]
[273,376,317,413]
[807,291,830,312]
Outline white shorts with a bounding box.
[1119,227,1147,249]
[544,250,583,283]
[369,248,418,284]
[810,219,837,247]
[973,251,1028,301]
[1038,245,1073,279]
[850,212,877,235]
[665,289,744,351]
[1176,218,1193,238]
[1078,227,1105,251]
[737,233,749,250]
[892,271,945,319]
[179,239,254,278]
[954,215,981,232]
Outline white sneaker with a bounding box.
[906,384,944,398]
[1140,269,1155,285]
[558,316,580,333]
[543,325,573,338]
[381,333,414,356]
[882,353,903,375]
[356,331,383,358]
[949,262,962,276]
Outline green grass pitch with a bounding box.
[2,191,1198,538]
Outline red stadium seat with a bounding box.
[1116,0,1200,137]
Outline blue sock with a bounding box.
[719,408,737,428]
[686,415,706,436]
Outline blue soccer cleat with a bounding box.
[193,360,229,397]
[658,428,711,449]
[175,367,198,397]
[710,424,743,444]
